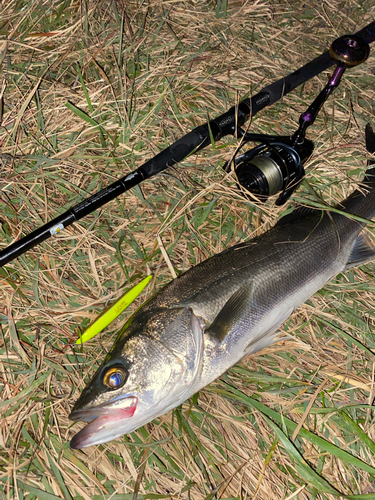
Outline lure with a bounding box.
[76,275,152,344]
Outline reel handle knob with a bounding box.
[329,34,370,67]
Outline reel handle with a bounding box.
[329,34,370,67]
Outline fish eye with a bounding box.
[102,365,128,389]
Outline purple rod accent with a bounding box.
[301,112,313,123]
[329,65,345,87]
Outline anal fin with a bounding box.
[243,306,293,357]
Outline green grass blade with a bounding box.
[65,101,108,147]
[262,413,340,495]
[317,318,375,360]
[216,384,375,477]
[77,65,93,113]
[0,372,49,409]
[16,480,63,500]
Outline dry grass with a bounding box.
[1,0,375,499]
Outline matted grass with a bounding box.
[1,1,375,499]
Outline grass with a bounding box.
[0,0,375,498]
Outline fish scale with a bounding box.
[69,141,375,448]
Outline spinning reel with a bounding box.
[224,34,370,205]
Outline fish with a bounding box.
[69,125,375,449]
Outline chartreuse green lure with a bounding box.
[76,275,152,344]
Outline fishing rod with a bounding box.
[1,21,374,267]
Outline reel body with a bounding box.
[224,140,313,205]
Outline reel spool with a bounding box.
[224,142,308,206]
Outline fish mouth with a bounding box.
[69,396,138,449]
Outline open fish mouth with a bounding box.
[69,396,138,449]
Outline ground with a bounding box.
[1,1,375,499]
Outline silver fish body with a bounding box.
[69,162,375,449]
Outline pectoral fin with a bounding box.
[345,232,375,270]
[206,282,255,342]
